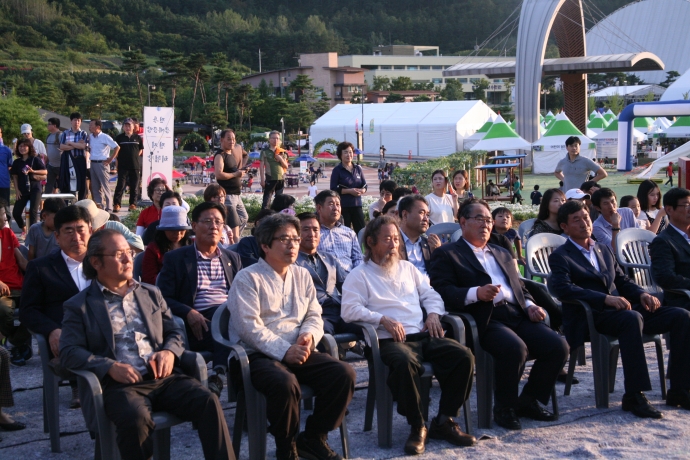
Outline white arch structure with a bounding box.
[618,100,690,170]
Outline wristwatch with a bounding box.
[612,228,621,231]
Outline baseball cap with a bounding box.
[123,118,134,125]
[565,189,591,200]
[20,124,32,134]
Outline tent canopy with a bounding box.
[661,116,690,138]
[309,101,496,158]
[470,115,531,151]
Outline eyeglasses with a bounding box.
[469,216,493,225]
[96,249,136,260]
[210,195,225,201]
[272,236,301,245]
[198,219,224,228]
[153,188,167,193]
[676,203,690,209]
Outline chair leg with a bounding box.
[232,393,246,459]
[591,339,610,409]
[42,387,49,434]
[577,346,586,365]
[462,402,473,436]
[475,352,494,429]
[375,366,393,448]
[608,346,619,394]
[550,386,559,418]
[45,372,61,453]
[564,348,579,396]
[363,358,376,432]
[420,376,432,423]
[152,427,171,460]
[246,391,267,460]
[654,338,667,399]
[339,416,350,458]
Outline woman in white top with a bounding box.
[307,180,318,198]
[425,169,458,224]
[636,180,667,234]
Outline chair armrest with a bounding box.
[440,314,466,345]
[179,350,208,387]
[448,313,480,353]
[559,298,597,336]
[211,312,232,349]
[353,322,381,362]
[70,368,103,396]
[173,315,190,349]
[228,344,253,395]
[69,368,113,439]
[332,333,360,344]
[663,288,690,301]
[319,334,339,360]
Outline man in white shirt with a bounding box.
[21,123,47,163]
[87,119,120,212]
[430,199,568,431]
[342,215,476,455]
[398,195,441,279]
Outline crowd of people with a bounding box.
[1,125,690,460]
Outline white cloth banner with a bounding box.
[142,107,174,187]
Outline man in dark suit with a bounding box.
[60,230,234,460]
[295,212,362,338]
[549,199,690,418]
[650,187,690,308]
[430,199,568,430]
[398,195,441,278]
[20,205,93,406]
[157,202,241,381]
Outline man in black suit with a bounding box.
[430,199,568,430]
[549,199,690,417]
[157,202,241,384]
[60,230,233,460]
[20,205,93,406]
[398,195,441,278]
[295,212,362,338]
[650,187,690,308]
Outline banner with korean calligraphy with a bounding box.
[142,107,174,187]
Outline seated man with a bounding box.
[429,199,568,430]
[227,213,355,460]
[0,210,28,365]
[20,205,92,404]
[157,202,242,391]
[398,195,441,279]
[236,208,275,267]
[315,190,363,274]
[650,187,690,307]
[549,200,690,417]
[580,180,602,222]
[60,230,233,460]
[591,188,636,252]
[295,212,362,338]
[342,216,476,454]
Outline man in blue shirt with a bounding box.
[314,190,363,274]
[591,188,636,252]
[0,126,13,222]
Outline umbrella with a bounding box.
[470,115,531,151]
[284,149,296,157]
[250,160,261,168]
[317,151,337,159]
[248,151,261,159]
[172,170,186,179]
[295,155,316,163]
[183,156,206,164]
[205,155,215,161]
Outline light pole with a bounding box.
[280,117,285,146]
[147,83,156,106]
[541,88,550,114]
[623,80,627,107]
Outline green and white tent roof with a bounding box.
[633,117,656,134]
[603,109,616,122]
[661,116,690,138]
[589,110,598,120]
[466,115,495,141]
[544,111,556,121]
[595,117,645,141]
[470,115,531,151]
[587,112,609,134]
[532,111,595,148]
[509,119,516,129]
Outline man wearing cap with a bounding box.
[114,118,144,212]
[58,112,89,200]
[554,136,607,193]
[87,120,120,212]
[45,118,63,194]
[21,123,47,164]
[591,188,636,252]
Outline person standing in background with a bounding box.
[20,124,47,165]
[45,118,63,194]
[259,131,289,209]
[665,162,674,187]
[0,126,13,223]
[113,118,144,212]
[87,120,120,212]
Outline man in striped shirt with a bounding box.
[157,202,242,394]
[314,190,363,274]
[58,112,89,200]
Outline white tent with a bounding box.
[463,115,495,150]
[661,116,690,138]
[470,115,531,151]
[587,112,609,135]
[594,118,645,159]
[309,101,496,158]
[531,112,596,174]
[636,143,690,179]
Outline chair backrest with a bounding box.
[426,222,461,244]
[450,228,463,242]
[615,227,660,293]
[518,218,537,245]
[211,304,232,348]
[357,227,366,250]
[226,242,239,252]
[132,251,144,282]
[525,233,567,279]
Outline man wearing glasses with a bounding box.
[157,202,242,396]
[60,229,234,460]
[430,199,568,431]
[226,213,355,460]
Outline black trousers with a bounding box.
[481,317,568,409]
[113,168,141,207]
[13,187,42,229]
[341,206,366,234]
[595,304,690,393]
[186,306,229,370]
[45,165,61,194]
[243,351,355,451]
[102,372,234,460]
[379,334,474,427]
[261,178,284,209]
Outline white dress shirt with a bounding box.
[462,239,535,307]
[88,132,119,161]
[568,237,600,270]
[341,259,445,340]
[61,251,91,291]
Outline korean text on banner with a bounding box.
[142,106,174,187]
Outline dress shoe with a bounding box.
[404,424,427,455]
[113,205,120,212]
[622,392,663,419]
[208,375,224,398]
[493,407,521,430]
[516,399,558,421]
[556,373,579,384]
[666,388,690,410]
[296,431,342,460]
[275,442,299,460]
[9,347,24,366]
[428,416,476,447]
[0,421,25,431]
[128,204,137,211]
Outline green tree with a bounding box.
[606,93,624,115]
[212,66,241,121]
[390,76,412,91]
[186,53,208,121]
[0,96,49,142]
[441,80,465,101]
[288,74,315,102]
[412,82,434,91]
[413,95,431,102]
[156,49,189,108]
[385,93,405,103]
[233,83,257,129]
[371,76,390,91]
[471,79,490,102]
[121,49,147,106]
[284,102,315,136]
[199,102,227,127]
[660,71,681,88]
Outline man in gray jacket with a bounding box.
[226,213,355,460]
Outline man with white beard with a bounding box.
[341,216,476,455]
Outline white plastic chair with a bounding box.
[615,228,660,292]
[524,233,567,280]
[518,217,536,246]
